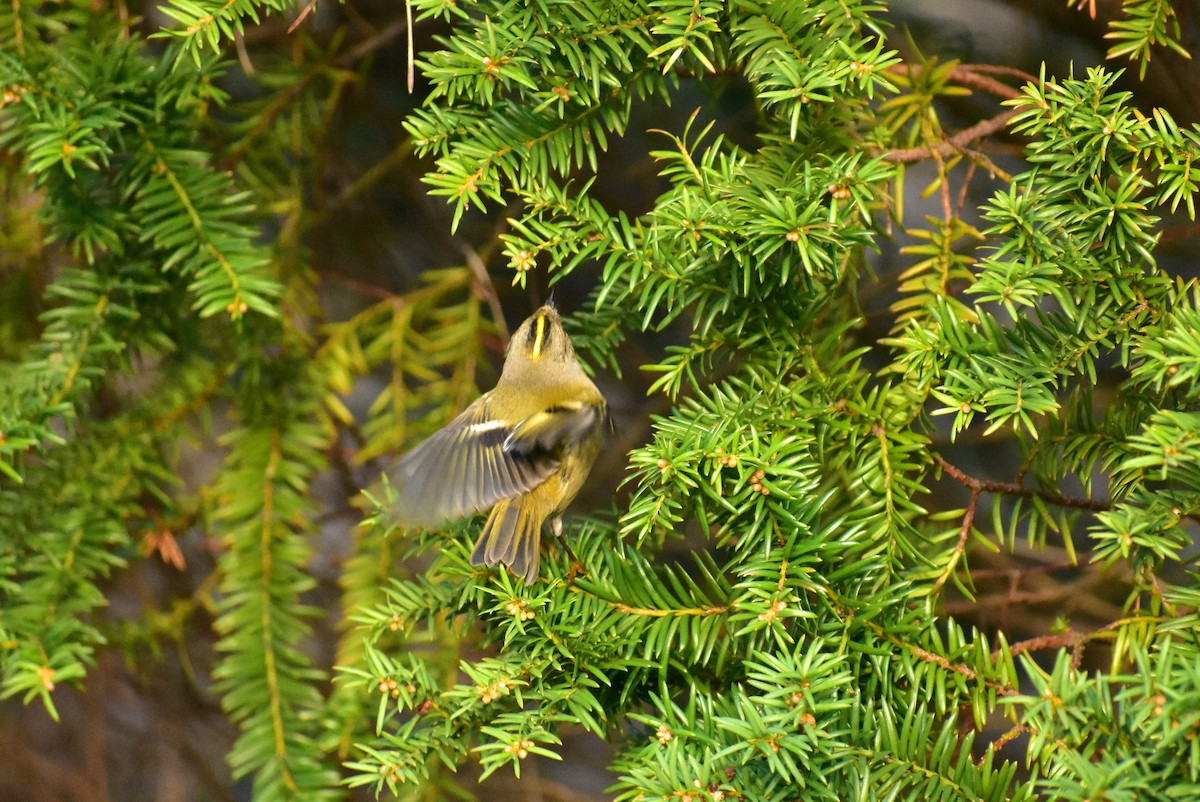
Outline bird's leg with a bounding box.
[547,516,586,581]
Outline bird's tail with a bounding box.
[471,497,543,584]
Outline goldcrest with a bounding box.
[385,303,608,584]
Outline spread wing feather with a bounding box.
[385,396,557,527]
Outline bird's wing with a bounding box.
[502,400,604,458]
[385,397,558,527]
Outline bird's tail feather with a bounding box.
[471,498,542,584]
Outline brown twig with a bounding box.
[933,486,980,592]
[460,241,509,343]
[954,159,977,217]
[939,66,1025,101]
[233,30,255,76]
[889,63,1029,101]
[880,63,1029,164]
[941,572,1126,621]
[287,0,318,34]
[932,455,1110,605]
[824,587,1020,698]
[966,560,1082,580]
[936,455,1110,512]
[998,615,1162,664]
[990,724,1030,754]
[333,17,410,69]
[883,109,1020,164]
[1007,631,1085,657]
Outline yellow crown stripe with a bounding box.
[532,313,547,360]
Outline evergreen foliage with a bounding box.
[2,1,1199,801]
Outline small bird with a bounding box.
[385,302,608,584]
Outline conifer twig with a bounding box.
[936,456,1110,512]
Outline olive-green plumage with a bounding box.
[385,303,607,584]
